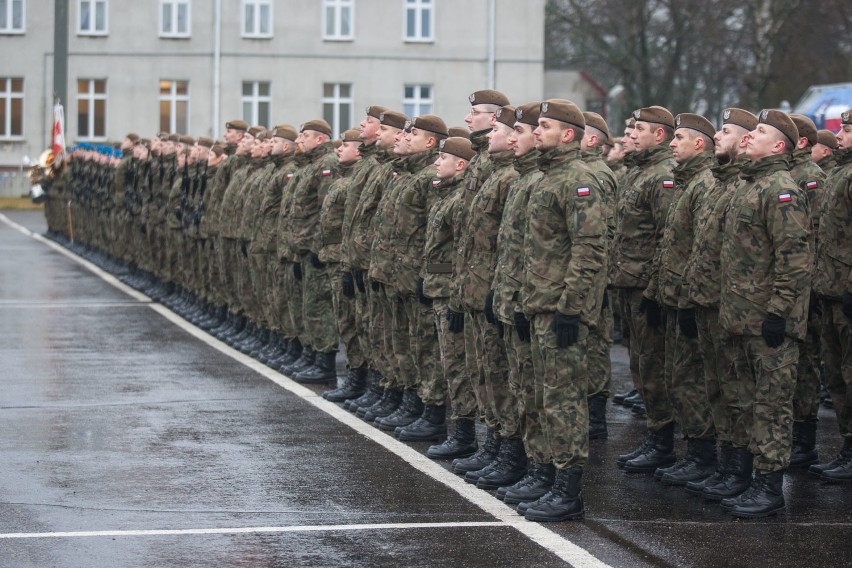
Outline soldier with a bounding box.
[810,109,852,481]
[812,129,838,171]
[719,109,811,518]
[517,99,606,522]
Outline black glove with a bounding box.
[513,311,531,343]
[761,313,786,348]
[496,321,504,339]
[842,291,852,320]
[447,308,465,333]
[602,289,610,310]
[809,291,823,318]
[639,297,663,329]
[140,223,147,235]
[677,308,698,339]
[175,207,182,221]
[354,269,366,293]
[371,279,381,292]
[416,278,432,306]
[341,272,355,298]
[240,240,248,258]
[293,262,302,281]
[310,252,325,269]
[484,289,496,324]
[551,312,580,348]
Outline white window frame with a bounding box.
[241,81,271,126]
[403,0,433,43]
[322,0,353,41]
[77,79,107,141]
[242,0,272,38]
[322,83,354,139]
[0,77,24,139]
[159,0,191,38]
[159,80,190,133]
[403,84,433,118]
[77,0,108,36]
[0,0,25,34]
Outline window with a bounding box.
[160,0,190,38]
[323,0,353,40]
[403,84,432,117]
[160,80,189,133]
[78,0,108,35]
[0,0,25,34]
[242,81,270,126]
[404,0,432,42]
[242,0,271,38]
[322,83,353,138]
[0,77,23,138]
[77,79,107,139]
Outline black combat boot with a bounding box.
[617,433,655,467]
[588,393,608,440]
[524,467,585,522]
[476,437,528,490]
[277,338,303,370]
[323,365,367,402]
[209,310,234,336]
[361,388,403,422]
[503,462,557,505]
[221,315,248,343]
[398,404,447,442]
[345,369,382,412]
[623,422,676,473]
[725,470,785,518]
[631,401,647,416]
[497,460,534,500]
[246,328,270,357]
[267,337,292,367]
[376,389,423,430]
[613,389,637,406]
[622,390,643,408]
[820,437,852,482]
[282,346,315,376]
[661,438,717,486]
[809,437,852,477]
[686,443,732,496]
[258,334,284,365]
[426,418,477,459]
[703,447,753,501]
[293,351,337,384]
[789,421,819,468]
[453,427,500,475]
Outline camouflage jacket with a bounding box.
[455,130,493,230]
[275,152,311,261]
[492,150,542,324]
[581,147,618,282]
[287,142,338,255]
[341,142,380,271]
[237,156,278,242]
[814,147,852,300]
[421,175,465,300]
[217,156,253,239]
[197,163,219,240]
[319,159,356,264]
[817,154,836,172]
[347,148,395,271]
[521,142,607,325]
[790,147,827,236]
[368,155,411,286]
[251,154,295,255]
[720,154,812,340]
[610,144,675,290]
[199,145,238,239]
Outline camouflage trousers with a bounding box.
[587,304,613,397]
[665,311,713,439]
[375,285,402,389]
[331,266,365,369]
[697,306,732,444]
[471,311,516,437]
[206,238,224,307]
[793,308,822,423]
[725,334,797,473]
[620,288,672,431]
[389,291,417,390]
[433,300,473,418]
[530,312,589,469]
[821,300,852,437]
[463,312,488,422]
[164,229,182,284]
[617,289,640,388]
[504,321,542,462]
[248,252,269,328]
[300,252,337,353]
[403,296,442,405]
[272,259,303,340]
[218,237,239,310]
[352,280,373,368]
[235,245,254,318]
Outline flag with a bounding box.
[52,101,66,165]
[778,193,792,202]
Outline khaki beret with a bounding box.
[366,105,388,120]
[333,139,343,149]
[625,117,636,128]
[674,113,715,140]
[211,144,225,157]
[300,119,332,137]
[179,135,195,146]
[247,126,266,139]
[125,132,140,143]
[225,119,248,132]
[540,99,585,130]
[137,138,151,147]
[633,106,675,129]
[197,136,214,148]
[514,102,541,127]
[271,124,297,141]
[341,128,363,142]
[448,127,470,139]
[494,105,516,129]
[721,108,758,131]
[409,114,449,137]
[156,131,169,140]
[469,89,510,107]
[605,135,617,146]
[582,112,610,138]
[817,129,838,149]
[843,109,852,125]
[789,114,818,146]
[379,110,409,130]
[758,109,798,147]
[439,136,476,161]
[167,133,180,142]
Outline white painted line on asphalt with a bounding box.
[0,302,148,309]
[0,521,506,539]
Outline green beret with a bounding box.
[366,105,388,120]
[225,120,248,132]
[674,113,715,140]
[272,124,298,141]
[409,114,448,137]
[448,127,470,139]
[842,109,852,125]
[125,132,140,143]
[582,111,610,138]
[722,108,758,131]
[167,133,180,142]
[300,119,332,137]
[789,114,818,146]
[379,110,409,130]
[439,136,475,161]
[633,106,675,129]
[178,135,195,146]
[494,105,516,129]
[540,99,585,130]
[197,136,215,148]
[469,89,510,107]
[340,128,363,142]
[514,102,541,127]
[247,126,266,139]
[758,109,798,148]
[817,129,838,149]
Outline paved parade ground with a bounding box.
[2,209,851,568]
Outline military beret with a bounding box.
[843,109,852,125]
[439,136,476,161]
[674,113,715,140]
[167,133,180,142]
[789,114,818,146]
[409,114,449,137]
[341,128,363,142]
[582,111,610,138]
[225,119,248,132]
[817,129,838,149]
[448,127,470,139]
[300,119,332,137]
[633,106,675,128]
[179,135,195,146]
[333,139,343,149]
[494,105,517,129]
[758,109,798,148]
[514,102,541,127]
[137,138,151,147]
[247,126,266,139]
[156,131,169,140]
[125,132,140,143]
[605,135,617,146]
[272,124,298,141]
[469,89,510,107]
[211,144,225,157]
[540,99,585,130]
[379,110,409,130]
[625,117,636,128]
[721,108,758,131]
[197,136,214,148]
[366,105,388,120]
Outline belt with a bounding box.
[426,262,452,274]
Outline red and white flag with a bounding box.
[52,101,66,165]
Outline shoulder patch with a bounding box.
[287,173,293,179]
[576,187,591,197]
[806,181,818,190]
[662,180,675,188]
[778,193,792,202]
[321,169,332,177]
[432,180,441,187]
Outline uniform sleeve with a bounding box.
[642,178,676,301]
[765,185,812,317]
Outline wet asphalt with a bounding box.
[1,209,851,568]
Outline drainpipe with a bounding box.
[487,0,496,89]
[212,0,222,138]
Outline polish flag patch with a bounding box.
[806,181,818,190]
[432,180,441,187]
[287,173,294,179]
[577,187,590,197]
[663,180,675,188]
[778,193,792,202]
[321,169,332,177]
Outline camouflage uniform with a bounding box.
[276,153,310,343]
[217,155,252,313]
[199,144,237,309]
